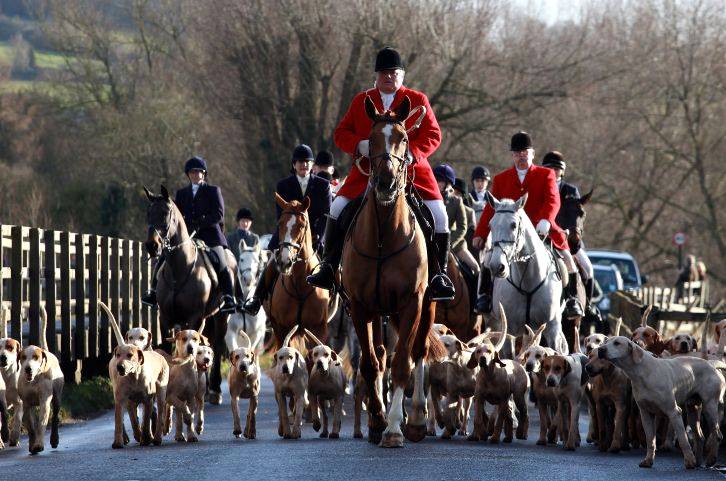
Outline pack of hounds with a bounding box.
[1,303,725,471]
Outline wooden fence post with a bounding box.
[59,231,73,378]
[44,230,57,353]
[132,241,141,328]
[121,239,131,333]
[100,237,110,355]
[88,235,99,359]
[74,233,87,362]
[28,227,41,347]
[110,238,120,349]
[10,225,23,342]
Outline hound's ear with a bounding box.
[201,334,210,347]
[302,196,311,212]
[137,350,145,365]
[295,351,302,365]
[305,350,313,365]
[160,185,170,200]
[394,95,411,120]
[454,340,465,353]
[466,354,478,369]
[270,353,277,368]
[331,351,339,362]
[364,96,379,120]
[515,193,528,210]
[691,337,698,351]
[563,359,572,377]
[275,192,287,210]
[580,189,593,205]
[630,342,644,364]
[250,351,257,363]
[41,350,48,370]
[145,336,152,351]
[113,346,119,357]
[230,352,237,364]
[143,186,154,202]
[494,351,506,367]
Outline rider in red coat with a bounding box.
[306,47,455,300]
[472,132,584,318]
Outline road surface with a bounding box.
[0,376,723,480]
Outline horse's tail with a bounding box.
[425,329,446,362]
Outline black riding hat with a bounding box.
[542,151,566,170]
[453,178,468,195]
[292,144,314,162]
[471,166,491,181]
[375,47,404,72]
[236,208,253,221]
[510,131,533,151]
[314,150,334,167]
[184,156,207,174]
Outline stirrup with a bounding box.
[306,263,336,290]
[242,297,262,316]
[430,273,455,301]
[219,295,237,314]
[141,290,157,307]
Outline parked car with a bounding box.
[592,264,624,320]
[588,249,647,291]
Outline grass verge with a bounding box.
[60,376,115,422]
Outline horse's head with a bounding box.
[556,189,592,253]
[486,192,529,279]
[144,185,181,257]
[364,95,411,205]
[275,193,311,275]
[237,239,262,296]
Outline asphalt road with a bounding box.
[0,376,723,481]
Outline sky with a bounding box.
[512,0,584,25]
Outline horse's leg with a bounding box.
[350,302,386,444]
[205,312,226,405]
[405,298,437,442]
[544,317,568,355]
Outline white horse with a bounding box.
[484,193,568,353]
[226,240,267,353]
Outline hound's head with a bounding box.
[599,336,647,365]
[585,348,614,376]
[0,337,21,370]
[542,355,571,387]
[273,347,302,376]
[467,340,501,370]
[308,344,340,375]
[519,345,552,373]
[439,334,464,358]
[230,346,256,375]
[583,333,607,356]
[714,320,726,343]
[19,345,48,382]
[126,327,152,351]
[196,345,214,372]
[631,326,661,351]
[669,333,697,354]
[169,329,207,358]
[113,344,145,377]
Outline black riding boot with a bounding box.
[243,260,278,315]
[211,246,237,313]
[306,217,343,290]
[429,232,455,301]
[141,254,165,306]
[475,267,493,314]
[564,272,585,319]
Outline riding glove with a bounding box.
[535,219,551,237]
[357,139,369,157]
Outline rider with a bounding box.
[226,207,260,260]
[242,144,332,315]
[141,156,237,313]
[472,132,585,318]
[469,166,491,224]
[541,150,597,317]
[306,46,455,301]
[451,177,480,277]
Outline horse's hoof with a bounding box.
[536,439,546,446]
[175,435,186,443]
[503,436,513,443]
[187,435,198,443]
[353,431,363,439]
[380,431,404,448]
[313,420,321,432]
[112,442,124,449]
[368,429,383,445]
[426,429,436,437]
[208,391,222,405]
[329,432,339,439]
[405,424,427,443]
[639,458,653,468]
[319,431,329,438]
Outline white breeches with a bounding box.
[455,247,481,275]
[558,248,577,274]
[330,196,449,233]
[574,247,593,280]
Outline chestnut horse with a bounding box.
[342,96,444,447]
[144,186,235,403]
[268,194,332,348]
[435,255,478,340]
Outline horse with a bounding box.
[485,192,568,353]
[143,186,235,403]
[268,194,332,348]
[435,255,478,340]
[341,95,444,447]
[225,240,267,353]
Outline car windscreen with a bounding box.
[591,257,639,287]
[594,269,618,293]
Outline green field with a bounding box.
[0,40,68,70]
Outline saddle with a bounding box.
[194,239,219,289]
[542,238,568,288]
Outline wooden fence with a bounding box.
[0,224,158,382]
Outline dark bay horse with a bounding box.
[144,186,236,403]
[268,194,333,348]
[435,255,477,340]
[342,96,444,447]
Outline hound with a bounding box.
[16,307,64,454]
[126,327,154,351]
[469,305,529,443]
[599,335,725,468]
[270,325,308,439]
[304,329,347,439]
[194,345,214,435]
[228,330,260,439]
[104,302,168,448]
[0,309,23,447]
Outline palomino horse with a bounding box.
[225,240,267,353]
[342,96,444,447]
[268,194,331,348]
[435,255,477,340]
[144,186,235,403]
[486,192,568,353]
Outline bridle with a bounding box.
[277,210,310,269]
[148,203,197,255]
[491,209,533,265]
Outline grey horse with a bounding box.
[483,193,568,353]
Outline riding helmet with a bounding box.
[375,47,404,72]
[433,164,456,186]
[236,208,253,221]
[453,178,468,195]
[510,131,533,151]
[184,156,207,174]
[471,166,491,181]
[542,151,566,170]
[314,150,334,167]
[292,144,315,162]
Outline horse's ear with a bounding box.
[515,193,528,210]
[394,96,411,120]
[275,192,287,210]
[580,189,594,205]
[364,96,380,121]
[160,185,170,200]
[485,191,500,210]
[240,239,248,251]
[143,186,154,202]
[301,196,311,212]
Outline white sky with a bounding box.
[512,0,584,25]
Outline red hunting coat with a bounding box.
[334,86,442,201]
[474,165,569,250]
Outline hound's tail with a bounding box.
[99,301,125,347]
